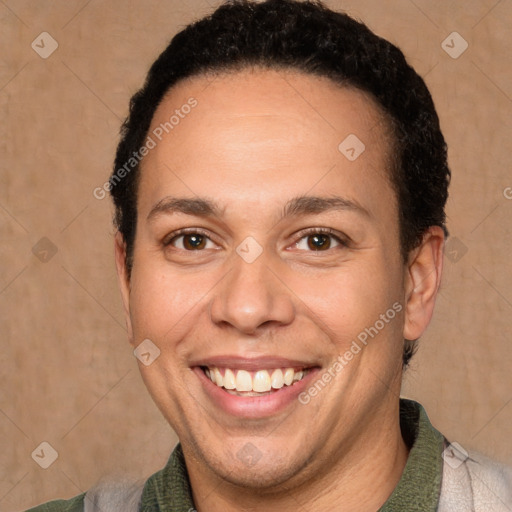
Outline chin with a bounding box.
[198,439,312,491]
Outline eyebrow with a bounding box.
[281,195,370,219]
[147,194,370,222]
[147,197,224,221]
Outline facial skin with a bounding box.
[115,68,444,511]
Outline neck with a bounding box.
[186,400,409,512]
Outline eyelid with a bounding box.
[291,227,350,249]
[163,227,349,251]
[163,227,219,248]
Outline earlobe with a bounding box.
[114,232,134,342]
[403,226,445,341]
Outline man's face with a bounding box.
[118,68,410,488]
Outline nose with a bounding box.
[209,250,295,335]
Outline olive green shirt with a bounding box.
[25,399,445,511]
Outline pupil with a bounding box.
[185,234,204,249]
[309,234,329,250]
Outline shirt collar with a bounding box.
[379,398,444,511]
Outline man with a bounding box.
[26,0,512,510]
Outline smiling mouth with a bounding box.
[201,366,311,396]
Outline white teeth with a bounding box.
[223,368,236,389]
[214,368,224,387]
[253,370,271,392]
[235,370,252,392]
[204,366,307,393]
[271,369,284,389]
[284,368,294,386]
[293,370,303,382]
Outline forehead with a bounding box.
[138,68,397,223]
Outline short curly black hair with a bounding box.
[110,0,450,367]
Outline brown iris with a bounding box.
[182,234,207,250]
[307,234,331,251]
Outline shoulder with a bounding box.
[439,444,512,512]
[23,478,145,512]
[83,478,144,511]
[24,493,85,512]
[467,451,512,508]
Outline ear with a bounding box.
[403,226,445,341]
[114,231,134,342]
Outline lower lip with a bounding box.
[193,367,320,419]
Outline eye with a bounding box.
[165,229,217,251]
[294,229,346,251]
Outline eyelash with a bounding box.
[163,227,348,252]
[294,227,349,250]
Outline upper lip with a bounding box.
[190,355,320,371]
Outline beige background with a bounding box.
[1,0,511,510]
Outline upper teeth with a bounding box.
[204,367,306,393]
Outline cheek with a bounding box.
[127,260,212,344]
[127,238,404,355]
[289,256,403,348]
[128,272,164,342]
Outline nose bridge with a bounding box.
[209,246,295,333]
